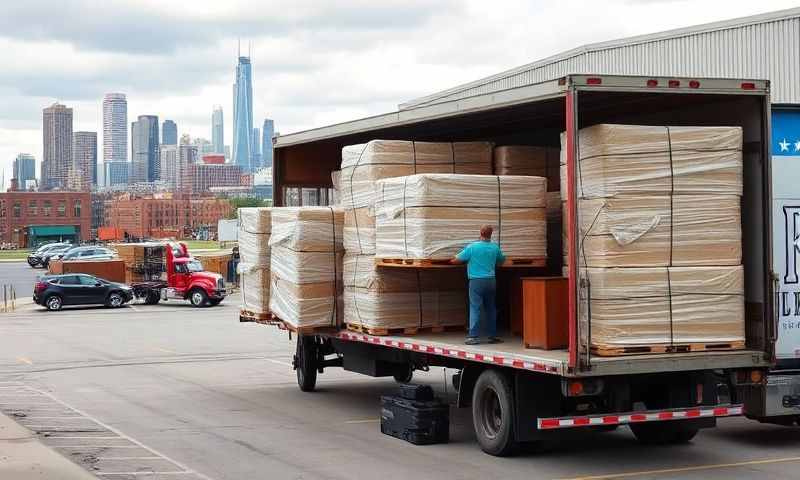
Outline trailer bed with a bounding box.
[335,330,770,377]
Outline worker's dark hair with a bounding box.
[480,225,493,239]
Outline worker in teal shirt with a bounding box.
[451,225,506,345]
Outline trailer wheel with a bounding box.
[144,291,160,305]
[472,369,516,456]
[393,365,413,383]
[295,336,318,392]
[630,422,698,444]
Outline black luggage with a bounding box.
[398,383,434,401]
[380,394,449,445]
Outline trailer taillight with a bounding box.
[646,79,658,87]
[689,80,700,89]
[586,77,602,85]
[668,80,680,88]
[741,82,756,90]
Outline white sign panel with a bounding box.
[217,219,239,242]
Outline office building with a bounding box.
[191,163,242,194]
[261,118,274,168]
[191,137,215,158]
[42,102,73,191]
[131,115,159,183]
[162,119,177,145]
[232,54,253,172]
[159,144,179,191]
[13,154,36,190]
[71,131,97,190]
[102,93,127,187]
[212,105,224,154]
[104,161,129,187]
[251,127,262,168]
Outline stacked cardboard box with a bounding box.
[561,124,744,352]
[269,207,344,330]
[375,174,547,260]
[338,140,491,332]
[238,208,271,315]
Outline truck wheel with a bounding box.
[393,365,413,383]
[295,336,318,392]
[630,422,698,444]
[144,291,160,305]
[45,295,63,311]
[189,289,208,307]
[472,369,516,456]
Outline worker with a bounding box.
[451,225,506,345]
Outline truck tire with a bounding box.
[630,421,698,444]
[472,369,516,456]
[295,336,318,392]
[393,364,413,383]
[144,291,160,305]
[189,289,208,307]
[45,295,63,311]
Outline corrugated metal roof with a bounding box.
[401,7,800,109]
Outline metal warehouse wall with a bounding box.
[402,13,800,108]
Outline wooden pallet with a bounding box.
[345,323,464,336]
[375,257,546,268]
[256,314,339,335]
[239,309,273,324]
[591,340,746,357]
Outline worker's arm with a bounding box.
[496,246,509,267]
[451,244,470,265]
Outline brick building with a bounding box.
[190,163,241,194]
[103,194,231,239]
[0,190,91,247]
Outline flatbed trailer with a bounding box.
[264,74,776,455]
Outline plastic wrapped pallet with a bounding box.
[375,174,546,260]
[343,254,467,331]
[494,146,560,191]
[341,140,493,255]
[269,207,344,329]
[238,208,271,315]
[581,266,745,351]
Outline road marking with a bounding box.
[97,457,163,460]
[17,416,85,419]
[97,472,193,476]
[55,445,142,448]
[264,358,292,367]
[153,346,177,354]
[558,456,800,480]
[15,357,32,365]
[343,418,381,424]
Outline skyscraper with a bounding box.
[212,105,224,154]
[162,120,177,145]
[232,53,253,172]
[12,153,36,190]
[42,102,73,190]
[102,93,127,186]
[251,127,262,169]
[261,118,274,168]
[159,144,179,191]
[131,115,159,183]
[72,131,97,190]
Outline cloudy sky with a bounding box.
[1,0,798,188]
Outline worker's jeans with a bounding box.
[468,278,497,338]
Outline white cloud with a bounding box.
[1,0,798,188]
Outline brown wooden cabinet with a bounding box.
[519,277,568,350]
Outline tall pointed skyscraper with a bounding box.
[212,105,224,154]
[232,46,253,172]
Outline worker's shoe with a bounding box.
[465,337,480,345]
[487,337,504,344]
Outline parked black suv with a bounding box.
[33,274,133,311]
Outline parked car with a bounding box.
[27,242,72,267]
[39,245,76,268]
[56,246,116,263]
[33,274,133,311]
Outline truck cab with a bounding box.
[165,242,226,307]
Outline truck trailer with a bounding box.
[261,74,776,455]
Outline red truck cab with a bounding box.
[165,242,226,307]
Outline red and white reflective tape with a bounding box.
[336,331,561,374]
[537,405,743,430]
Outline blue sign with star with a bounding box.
[773,109,800,156]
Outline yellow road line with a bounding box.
[16,357,32,365]
[559,456,800,480]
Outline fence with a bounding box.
[2,284,17,313]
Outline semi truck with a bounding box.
[258,74,778,455]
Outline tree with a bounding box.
[225,197,267,218]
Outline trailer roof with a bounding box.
[275,75,768,148]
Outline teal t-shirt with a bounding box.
[456,241,506,279]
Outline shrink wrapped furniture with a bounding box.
[343,254,466,331]
[494,145,560,191]
[375,174,546,261]
[341,140,492,255]
[582,266,745,353]
[269,207,344,329]
[238,208,271,315]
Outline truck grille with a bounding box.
[217,278,225,289]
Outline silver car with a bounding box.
[57,246,117,262]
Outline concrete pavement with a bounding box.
[0,410,96,479]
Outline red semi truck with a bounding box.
[257,74,777,455]
[130,242,227,307]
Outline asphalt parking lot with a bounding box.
[0,291,799,479]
